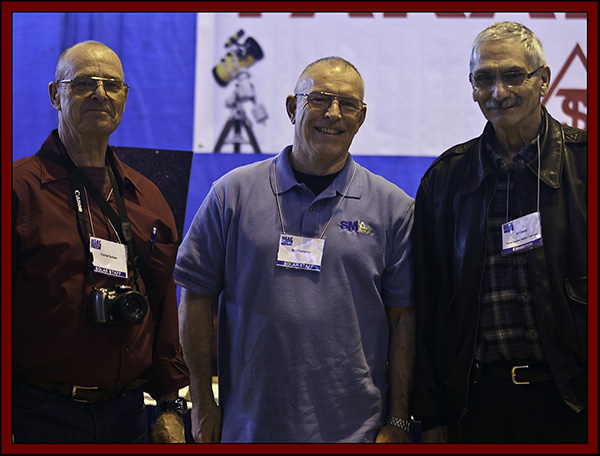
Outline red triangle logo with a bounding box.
[542,44,588,130]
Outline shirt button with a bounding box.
[309,207,315,213]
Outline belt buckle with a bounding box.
[511,365,530,385]
[71,385,99,402]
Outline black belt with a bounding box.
[472,362,553,385]
[15,375,147,403]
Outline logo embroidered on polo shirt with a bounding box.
[339,219,374,235]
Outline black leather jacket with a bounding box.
[412,107,588,434]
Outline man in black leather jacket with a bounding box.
[412,21,587,443]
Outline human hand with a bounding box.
[375,424,410,443]
[191,401,222,443]
[420,425,449,443]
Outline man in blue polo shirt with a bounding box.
[175,56,415,443]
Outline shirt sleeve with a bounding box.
[174,183,226,298]
[128,173,190,399]
[382,192,415,308]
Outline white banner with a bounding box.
[193,12,587,156]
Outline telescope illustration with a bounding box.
[213,30,268,153]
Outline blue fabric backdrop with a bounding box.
[12,12,197,154]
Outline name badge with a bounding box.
[501,212,543,256]
[276,234,325,272]
[90,236,128,278]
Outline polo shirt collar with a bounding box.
[273,146,362,199]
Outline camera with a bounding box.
[89,285,148,325]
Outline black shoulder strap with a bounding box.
[36,148,157,298]
[36,148,97,287]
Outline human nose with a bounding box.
[91,81,108,99]
[324,98,342,119]
[491,76,511,99]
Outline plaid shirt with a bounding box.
[475,139,546,363]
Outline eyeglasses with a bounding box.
[57,76,129,95]
[470,66,544,90]
[295,91,365,115]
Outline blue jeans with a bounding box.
[12,380,148,443]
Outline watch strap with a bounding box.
[386,415,412,432]
[156,397,187,416]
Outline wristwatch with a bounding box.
[386,415,413,432]
[156,397,188,417]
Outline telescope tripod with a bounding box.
[214,107,261,153]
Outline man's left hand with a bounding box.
[375,424,410,443]
[151,412,186,443]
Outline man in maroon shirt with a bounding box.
[12,40,189,443]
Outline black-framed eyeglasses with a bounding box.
[295,91,366,115]
[470,66,544,90]
[57,76,129,95]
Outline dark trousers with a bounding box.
[460,374,587,443]
[12,380,148,443]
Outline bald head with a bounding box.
[295,56,365,100]
[55,41,124,82]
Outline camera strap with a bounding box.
[36,147,156,298]
[35,148,98,288]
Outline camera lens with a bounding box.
[113,290,148,325]
[124,294,146,316]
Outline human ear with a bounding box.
[285,95,297,124]
[540,66,551,98]
[49,82,61,111]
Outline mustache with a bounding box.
[486,97,522,110]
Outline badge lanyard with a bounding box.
[35,145,158,297]
[42,146,143,289]
[501,136,543,256]
[70,157,142,284]
[84,186,117,242]
[273,159,357,271]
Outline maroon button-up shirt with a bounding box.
[12,130,189,399]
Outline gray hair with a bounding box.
[469,21,546,72]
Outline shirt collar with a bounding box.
[38,129,142,195]
[485,129,539,175]
[272,146,362,199]
[464,106,562,194]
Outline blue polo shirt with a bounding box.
[175,146,414,442]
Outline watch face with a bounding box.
[159,397,188,415]
[175,397,188,413]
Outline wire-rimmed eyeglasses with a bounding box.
[470,66,544,90]
[57,76,129,95]
[295,91,365,115]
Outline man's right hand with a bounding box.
[420,425,449,443]
[191,400,223,443]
